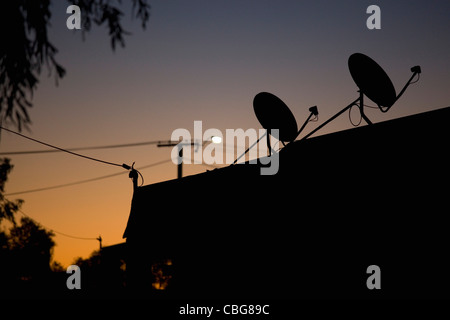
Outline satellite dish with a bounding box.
[253,92,298,142]
[232,93,318,164]
[301,53,421,140]
[348,53,397,109]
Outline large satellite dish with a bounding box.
[301,53,421,140]
[253,92,298,142]
[348,53,396,109]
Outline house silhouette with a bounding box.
[123,106,450,299]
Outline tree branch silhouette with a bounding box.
[0,0,150,131]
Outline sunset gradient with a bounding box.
[1,0,449,267]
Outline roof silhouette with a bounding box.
[123,106,450,299]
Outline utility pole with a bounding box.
[157,140,198,179]
[97,235,102,251]
[158,137,220,179]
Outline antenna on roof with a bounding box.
[301,53,421,140]
[233,92,318,164]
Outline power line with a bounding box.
[5,159,171,196]
[0,139,243,156]
[0,140,160,155]
[1,125,273,158]
[0,125,130,170]
[18,209,98,241]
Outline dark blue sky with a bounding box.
[39,0,450,136]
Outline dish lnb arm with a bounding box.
[384,65,422,113]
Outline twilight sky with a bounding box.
[1,0,449,266]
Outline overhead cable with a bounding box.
[5,159,171,196]
[0,140,160,155]
[0,125,131,170]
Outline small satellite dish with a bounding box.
[348,53,397,109]
[253,92,298,142]
[232,92,318,164]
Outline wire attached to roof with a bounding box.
[0,125,132,170]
